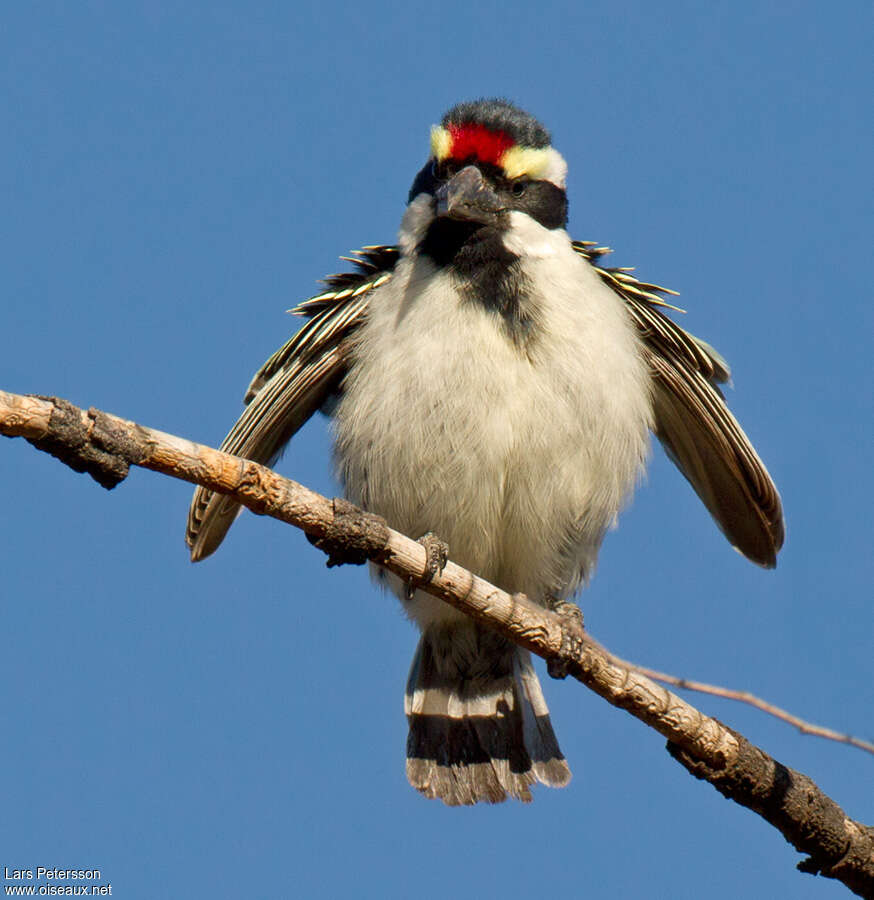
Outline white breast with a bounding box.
[334,219,653,629]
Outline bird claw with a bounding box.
[550,597,584,628]
[547,597,584,680]
[406,532,449,601]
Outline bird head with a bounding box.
[403,100,569,260]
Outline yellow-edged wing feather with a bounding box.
[185,248,396,561]
[574,241,784,566]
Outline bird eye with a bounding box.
[511,179,528,198]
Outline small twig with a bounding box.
[623,660,874,756]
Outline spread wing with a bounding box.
[188,239,784,569]
[185,246,400,561]
[572,241,784,567]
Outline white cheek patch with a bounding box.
[503,211,566,258]
[398,193,435,255]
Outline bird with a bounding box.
[186,98,784,806]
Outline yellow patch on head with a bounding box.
[504,146,568,187]
[430,126,452,162]
[500,146,556,180]
[427,122,568,188]
[501,146,553,179]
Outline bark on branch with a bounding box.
[2,389,872,898]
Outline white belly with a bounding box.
[334,241,652,628]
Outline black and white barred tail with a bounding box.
[404,623,571,805]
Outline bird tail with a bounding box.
[404,624,571,805]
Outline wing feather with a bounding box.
[646,347,784,566]
[573,241,784,566]
[185,251,397,561]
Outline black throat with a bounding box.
[419,218,529,329]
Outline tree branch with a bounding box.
[2,389,872,897]
[623,660,874,756]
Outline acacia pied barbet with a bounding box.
[187,99,784,806]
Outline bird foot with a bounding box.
[406,532,449,601]
[547,597,585,680]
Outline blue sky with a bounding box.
[2,2,871,898]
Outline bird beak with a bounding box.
[435,165,503,224]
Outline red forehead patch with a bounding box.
[447,123,515,166]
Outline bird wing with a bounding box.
[572,241,784,567]
[188,240,783,568]
[185,246,399,561]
